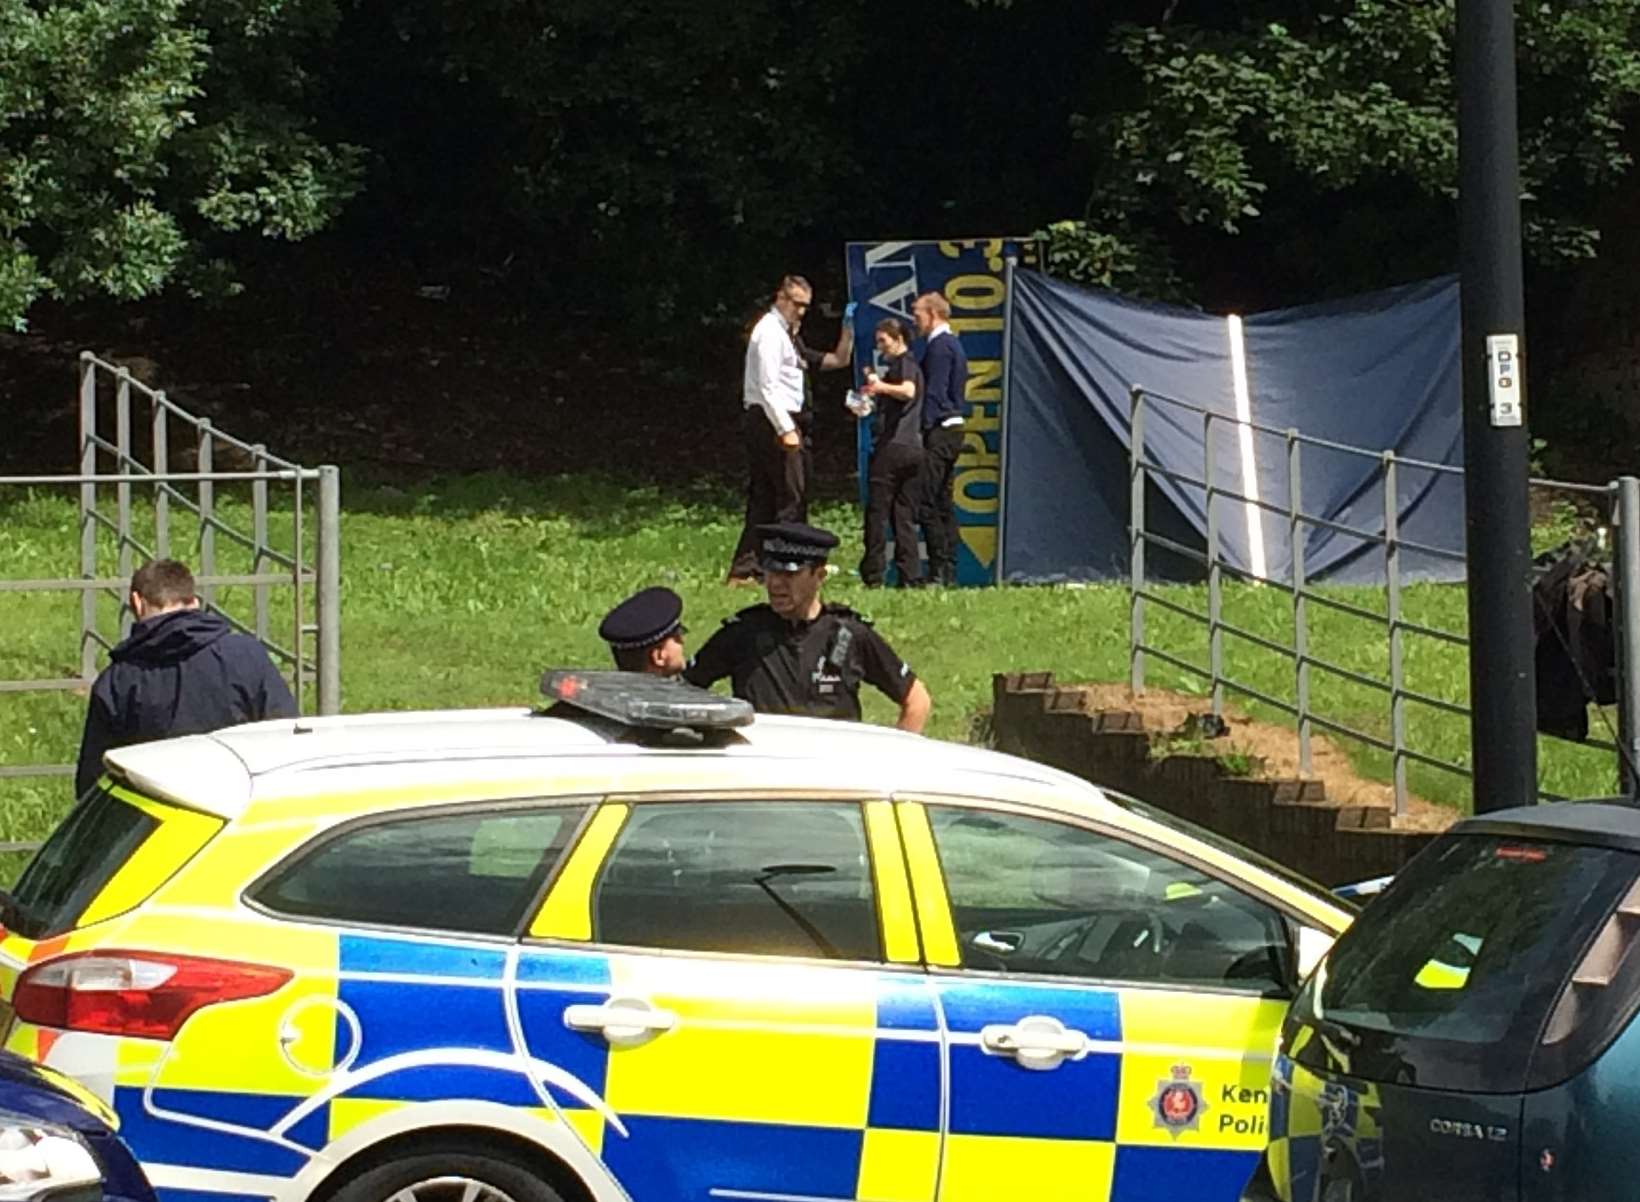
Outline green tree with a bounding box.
[1052,0,1640,300]
[380,0,868,315]
[0,0,364,329]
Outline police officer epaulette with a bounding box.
[821,603,874,626]
[724,603,779,626]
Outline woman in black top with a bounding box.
[858,318,926,587]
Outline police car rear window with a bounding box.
[1293,834,1639,1092]
[254,805,585,937]
[9,786,158,939]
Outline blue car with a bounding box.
[0,1049,155,1202]
[1246,800,1640,1201]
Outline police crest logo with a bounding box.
[1149,1064,1209,1137]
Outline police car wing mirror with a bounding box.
[539,669,754,729]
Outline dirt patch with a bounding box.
[0,255,863,498]
[1067,682,1459,834]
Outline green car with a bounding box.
[1246,800,1640,1202]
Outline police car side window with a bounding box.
[254,806,583,936]
[928,806,1292,992]
[592,801,882,962]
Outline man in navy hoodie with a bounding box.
[912,290,969,586]
[74,559,296,796]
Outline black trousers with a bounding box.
[729,407,809,580]
[860,441,924,586]
[919,424,964,584]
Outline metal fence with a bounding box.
[1126,383,1639,813]
[0,352,341,798]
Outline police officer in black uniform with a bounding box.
[685,522,932,731]
[598,586,688,677]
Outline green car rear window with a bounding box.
[1293,833,1639,1092]
[9,786,158,939]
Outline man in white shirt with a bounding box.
[726,274,853,583]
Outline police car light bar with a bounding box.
[539,670,755,730]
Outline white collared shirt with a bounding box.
[743,307,804,435]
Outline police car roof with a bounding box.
[1454,799,1640,853]
[103,706,1100,821]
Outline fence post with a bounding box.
[1130,388,1146,695]
[252,445,270,644]
[1205,413,1223,718]
[197,418,215,609]
[316,465,342,715]
[1384,453,1408,814]
[79,354,98,683]
[116,368,134,638]
[1616,476,1640,796]
[152,393,170,559]
[292,473,305,714]
[1288,432,1311,775]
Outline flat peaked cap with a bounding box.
[757,521,839,572]
[598,586,684,650]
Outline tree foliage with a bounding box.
[0,0,363,329]
[6,0,1640,327]
[1053,0,1640,300]
[376,0,868,315]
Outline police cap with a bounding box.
[757,521,839,573]
[598,586,685,650]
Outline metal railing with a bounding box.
[1127,383,1636,813]
[0,352,341,793]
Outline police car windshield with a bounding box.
[1105,791,1352,914]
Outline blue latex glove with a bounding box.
[843,301,858,320]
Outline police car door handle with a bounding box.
[563,997,678,1044]
[979,1015,1088,1071]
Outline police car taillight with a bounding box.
[540,670,753,729]
[14,952,292,1039]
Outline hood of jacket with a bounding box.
[110,607,231,666]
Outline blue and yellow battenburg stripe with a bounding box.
[0,782,1322,1202]
[67,919,1287,1202]
[11,934,1293,1202]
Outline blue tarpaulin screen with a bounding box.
[1000,270,1465,585]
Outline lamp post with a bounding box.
[1458,0,1538,811]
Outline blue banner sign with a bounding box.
[844,238,1041,585]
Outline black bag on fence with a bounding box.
[1532,543,1617,741]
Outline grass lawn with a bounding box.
[0,472,1621,878]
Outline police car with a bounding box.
[1,674,1350,1202]
[1246,800,1640,1202]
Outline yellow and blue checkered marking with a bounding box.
[337,937,528,1108]
[605,1118,865,1200]
[1112,1146,1263,1201]
[112,1087,312,1178]
[942,981,1122,1141]
[94,923,1285,1202]
[514,949,614,1111]
[867,977,941,1135]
